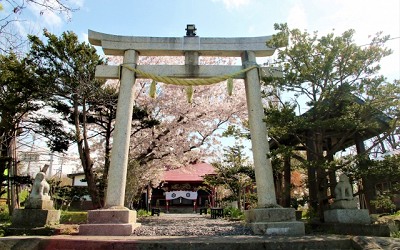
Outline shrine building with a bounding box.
[149,162,216,213]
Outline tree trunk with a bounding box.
[74,97,102,209]
[274,172,284,206]
[4,135,18,216]
[283,157,291,208]
[327,152,337,199]
[306,130,318,215]
[355,134,377,213]
[0,129,12,198]
[101,117,113,207]
[237,190,242,210]
[315,131,328,222]
[316,168,328,221]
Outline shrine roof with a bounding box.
[162,162,216,182]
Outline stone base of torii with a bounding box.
[79,208,140,236]
[80,28,304,236]
[245,208,305,235]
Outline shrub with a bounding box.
[223,207,244,219]
[371,192,397,213]
[0,204,11,222]
[0,222,10,237]
[137,209,151,217]
[304,206,319,223]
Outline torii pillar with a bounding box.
[80,28,304,236]
[79,49,142,236]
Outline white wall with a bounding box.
[73,174,87,186]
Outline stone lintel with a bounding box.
[245,208,296,223]
[95,65,282,80]
[324,209,371,224]
[246,221,305,235]
[88,30,275,57]
[87,209,137,224]
[79,223,141,236]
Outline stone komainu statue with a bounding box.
[30,172,50,200]
[334,174,354,201]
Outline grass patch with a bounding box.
[60,211,87,224]
[19,190,29,203]
[137,209,151,217]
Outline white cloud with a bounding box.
[248,25,254,34]
[321,0,399,42]
[287,4,307,31]
[70,0,85,8]
[27,2,64,29]
[319,0,400,81]
[80,32,89,43]
[212,0,250,10]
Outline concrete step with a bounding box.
[0,235,361,250]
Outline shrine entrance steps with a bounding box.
[167,207,195,214]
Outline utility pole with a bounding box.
[26,134,36,177]
[48,152,54,178]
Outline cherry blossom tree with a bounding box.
[105,56,249,206]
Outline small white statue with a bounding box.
[334,174,354,201]
[30,172,50,200]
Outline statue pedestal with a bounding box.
[324,209,371,224]
[11,172,60,229]
[245,208,305,235]
[25,198,54,210]
[12,209,60,228]
[79,209,141,236]
[330,199,358,210]
[12,198,60,228]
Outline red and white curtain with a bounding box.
[165,191,197,200]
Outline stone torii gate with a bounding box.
[79,28,304,236]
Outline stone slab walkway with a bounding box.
[133,213,253,236]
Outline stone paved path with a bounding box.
[132,213,400,249]
[133,213,253,236]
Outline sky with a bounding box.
[2,0,400,174]
[6,0,399,81]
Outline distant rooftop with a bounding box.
[162,162,215,182]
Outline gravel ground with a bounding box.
[132,213,254,236]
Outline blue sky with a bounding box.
[4,0,399,80]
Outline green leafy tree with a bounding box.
[0,53,68,214]
[204,145,254,209]
[28,31,159,208]
[0,54,39,191]
[28,30,106,209]
[347,154,400,213]
[263,23,399,218]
